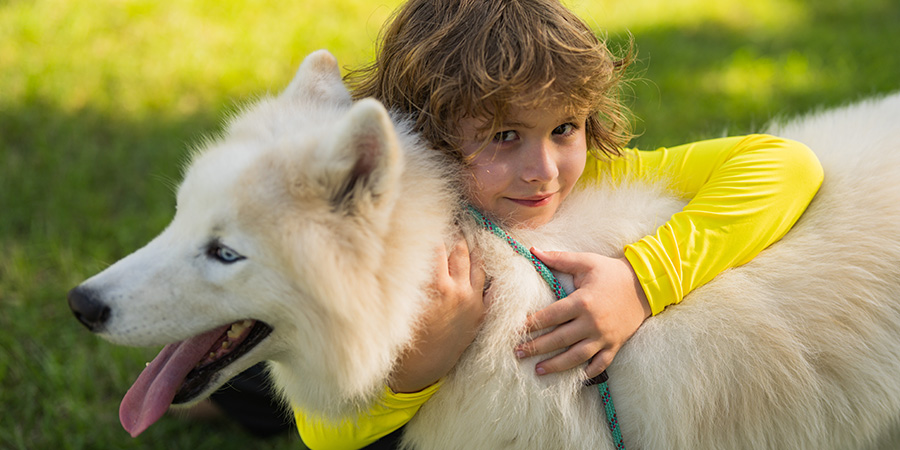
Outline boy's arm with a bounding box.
[295,383,441,450]
[588,134,824,314]
[518,134,823,377]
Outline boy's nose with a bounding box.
[521,141,559,183]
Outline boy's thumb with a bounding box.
[530,247,581,273]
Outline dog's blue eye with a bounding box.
[208,243,245,264]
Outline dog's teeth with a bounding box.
[227,320,254,339]
[228,326,244,338]
[209,352,216,359]
[222,341,231,349]
[145,362,150,367]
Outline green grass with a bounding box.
[1,0,898,448]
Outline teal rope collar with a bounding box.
[466,205,626,450]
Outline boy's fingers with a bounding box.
[468,247,486,290]
[525,302,575,333]
[433,242,450,269]
[530,247,589,274]
[428,243,451,291]
[448,239,487,292]
[532,340,600,375]
[517,321,585,357]
[524,296,579,332]
[447,239,471,280]
[584,352,613,379]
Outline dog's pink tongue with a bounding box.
[119,325,229,437]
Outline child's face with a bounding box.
[459,103,588,228]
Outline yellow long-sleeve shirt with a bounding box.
[295,134,824,449]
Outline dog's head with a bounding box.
[67,50,449,436]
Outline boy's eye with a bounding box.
[553,123,576,136]
[493,130,518,142]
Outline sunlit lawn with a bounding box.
[1,0,898,448]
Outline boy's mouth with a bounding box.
[508,193,554,207]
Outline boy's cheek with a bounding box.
[461,171,491,209]
[465,163,507,193]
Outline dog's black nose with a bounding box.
[67,286,111,332]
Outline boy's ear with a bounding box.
[283,50,352,106]
[326,98,402,213]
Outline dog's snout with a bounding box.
[67,286,111,332]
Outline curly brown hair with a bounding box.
[346,0,633,161]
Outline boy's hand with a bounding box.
[388,239,487,393]
[515,249,651,379]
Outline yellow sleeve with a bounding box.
[294,382,442,450]
[581,134,824,315]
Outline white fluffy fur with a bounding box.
[75,51,900,449]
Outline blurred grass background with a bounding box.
[1,0,898,448]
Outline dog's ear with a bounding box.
[326,98,401,213]
[282,50,352,106]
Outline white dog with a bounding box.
[68,50,900,449]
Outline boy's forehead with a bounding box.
[478,101,584,125]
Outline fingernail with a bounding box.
[515,350,526,359]
[535,367,546,375]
